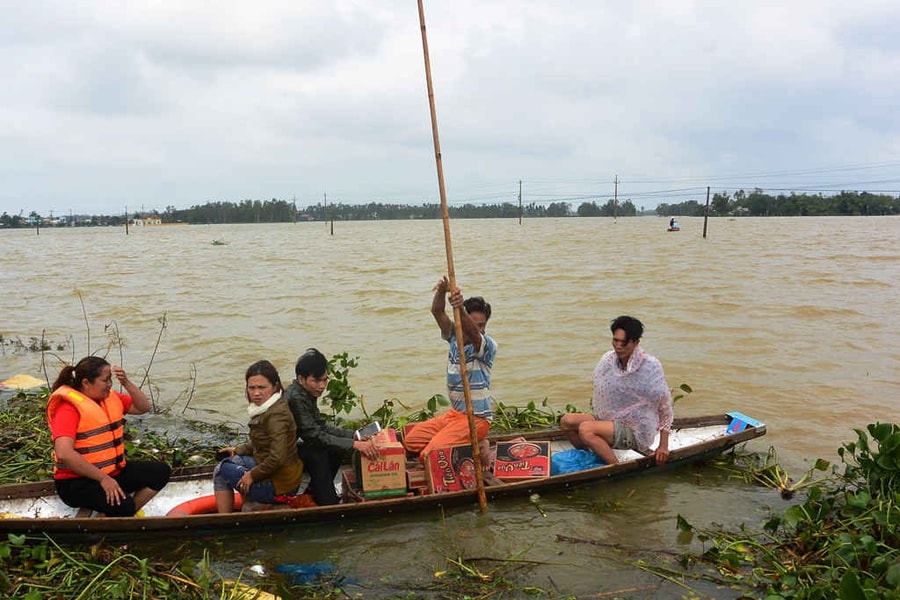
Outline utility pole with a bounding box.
[703,186,711,238]
[518,179,522,226]
[614,175,619,222]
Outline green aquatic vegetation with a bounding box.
[1,533,571,599]
[0,334,68,355]
[330,351,573,433]
[656,422,900,599]
[0,535,287,599]
[323,351,360,420]
[671,382,693,403]
[0,390,238,484]
[0,394,55,482]
[711,446,832,500]
[351,393,450,432]
[492,397,571,431]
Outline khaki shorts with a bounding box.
[612,421,639,451]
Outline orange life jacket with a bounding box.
[47,385,127,480]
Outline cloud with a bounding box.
[1,0,899,216]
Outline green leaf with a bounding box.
[876,453,899,471]
[886,560,900,588]
[838,570,867,600]
[846,490,871,509]
[675,514,693,532]
[857,535,877,554]
[853,429,870,453]
[782,505,807,529]
[869,422,896,443]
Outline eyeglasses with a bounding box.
[611,337,631,346]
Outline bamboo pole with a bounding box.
[416,0,488,512]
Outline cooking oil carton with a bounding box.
[353,442,407,499]
[371,428,398,445]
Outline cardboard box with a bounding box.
[406,467,427,493]
[341,469,364,503]
[372,428,398,445]
[493,440,551,481]
[354,442,407,499]
[400,423,418,442]
[424,444,480,494]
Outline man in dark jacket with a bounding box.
[284,348,378,505]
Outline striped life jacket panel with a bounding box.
[47,386,128,480]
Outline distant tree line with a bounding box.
[3,190,897,228]
[163,199,297,224]
[301,200,576,221]
[658,190,899,217]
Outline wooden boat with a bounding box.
[0,413,765,536]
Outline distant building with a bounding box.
[132,216,162,226]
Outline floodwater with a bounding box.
[1,216,897,597]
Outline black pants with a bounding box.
[55,460,171,517]
[297,444,344,505]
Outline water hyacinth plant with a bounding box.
[661,422,900,599]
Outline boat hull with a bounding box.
[0,414,765,536]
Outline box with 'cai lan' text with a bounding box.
[354,442,407,499]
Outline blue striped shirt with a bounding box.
[445,330,497,420]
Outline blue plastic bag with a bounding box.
[275,561,336,584]
[550,449,606,475]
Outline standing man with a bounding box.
[403,276,497,460]
[285,348,378,505]
[560,315,673,465]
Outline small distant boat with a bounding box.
[667,226,680,232]
[0,413,765,536]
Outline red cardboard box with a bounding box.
[372,428,398,445]
[401,423,417,442]
[493,440,551,481]
[406,467,427,492]
[341,469,364,503]
[354,442,407,499]
[425,444,480,494]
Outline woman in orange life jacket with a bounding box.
[47,356,171,517]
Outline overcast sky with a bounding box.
[2,1,899,216]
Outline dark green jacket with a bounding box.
[284,381,355,452]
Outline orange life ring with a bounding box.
[166,493,243,517]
